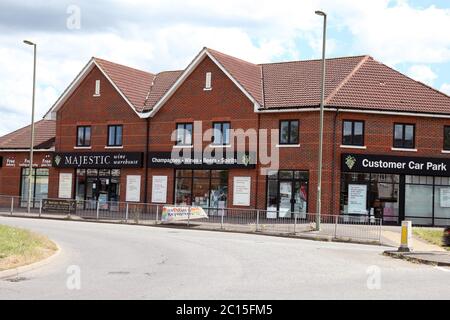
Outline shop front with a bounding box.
[53,152,143,209]
[341,153,450,226]
[0,153,53,208]
[148,151,255,211]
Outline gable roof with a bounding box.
[0,120,56,150]
[44,57,155,119]
[94,58,155,111]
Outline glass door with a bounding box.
[279,181,292,218]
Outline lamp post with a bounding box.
[315,10,327,231]
[23,40,36,214]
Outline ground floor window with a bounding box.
[20,168,49,208]
[75,169,121,210]
[405,175,450,226]
[341,173,400,223]
[340,172,450,226]
[266,170,309,218]
[175,170,228,209]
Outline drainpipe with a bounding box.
[143,117,150,204]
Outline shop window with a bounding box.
[444,126,450,150]
[20,168,49,208]
[279,120,299,145]
[176,123,193,146]
[212,122,231,145]
[404,176,433,225]
[342,120,364,146]
[340,172,399,223]
[77,126,91,147]
[76,169,121,210]
[393,123,415,149]
[175,170,228,210]
[107,125,123,147]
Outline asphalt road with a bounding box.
[0,216,449,300]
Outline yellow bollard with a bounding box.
[398,220,413,252]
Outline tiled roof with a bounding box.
[0,120,56,149]
[58,49,450,117]
[94,58,155,111]
[327,57,450,113]
[260,55,368,108]
[141,70,183,112]
[207,48,263,105]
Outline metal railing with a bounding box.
[0,195,382,243]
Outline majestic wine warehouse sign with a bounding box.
[53,152,143,168]
[342,153,450,176]
[148,151,256,169]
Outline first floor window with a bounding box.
[212,122,230,145]
[444,126,450,150]
[108,125,123,147]
[77,126,91,147]
[394,123,415,149]
[176,123,193,146]
[279,120,299,145]
[342,120,364,146]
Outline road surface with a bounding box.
[0,216,449,299]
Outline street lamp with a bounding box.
[23,40,37,213]
[315,10,327,231]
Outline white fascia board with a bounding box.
[147,48,261,118]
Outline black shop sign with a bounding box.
[42,199,76,213]
[53,152,143,168]
[148,151,256,169]
[342,153,450,176]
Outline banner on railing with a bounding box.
[161,206,208,222]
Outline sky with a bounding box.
[1,0,450,136]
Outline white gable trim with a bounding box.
[145,48,261,118]
[43,58,144,120]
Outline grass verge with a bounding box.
[0,224,57,271]
[413,227,449,251]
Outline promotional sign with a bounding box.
[42,199,76,213]
[440,188,450,208]
[126,175,141,202]
[58,173,73,199]
[161,206,208,222]
[53,152,143,168]
[151,175,167,203]
[148,151,256,169]
[347,184,367,214]
[342,153,450,176]
[233,176,251,206]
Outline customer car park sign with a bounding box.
[161,206,208,222]
[342,153,450,176]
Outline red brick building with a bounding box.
[2,47,450,226]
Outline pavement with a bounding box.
[0,216,449,299]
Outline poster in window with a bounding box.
[348,184,367,214]
[58,173,73,199]
[440,188,450,208]
[151,176,167,203]
[126,175,141,202]
[233,176,251,206]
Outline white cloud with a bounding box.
[441,83,450,95]
[406,65,437,86]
